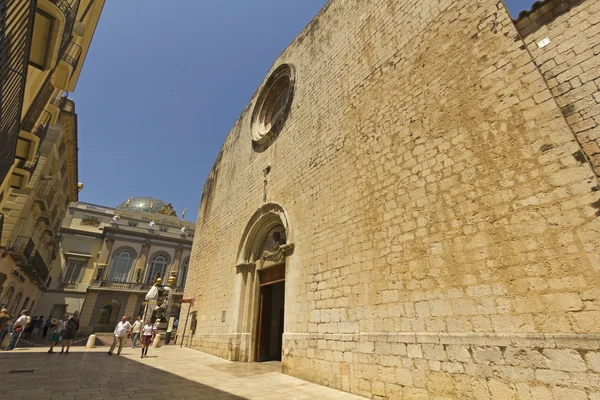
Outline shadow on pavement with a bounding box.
[0,351,248,399]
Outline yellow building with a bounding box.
[35,198,195,333]
[0,0,104,315]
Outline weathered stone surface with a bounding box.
[186,0,600,398]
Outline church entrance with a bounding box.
[255,263,285,362]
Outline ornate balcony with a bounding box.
[0,0,35,185]
[62,42,82,69]
[53,42,82,90]
[50,93,68,109]
[58,282,78,290]
[31,0,80,70]
[21,108,52,144]
[89,280,185,294]
[8,236,34,262]
[50,0,80,56]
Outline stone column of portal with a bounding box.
[134,241,151,283]
[95,238,114,280]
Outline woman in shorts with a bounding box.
[47,315,67,354]
[140,318,153,358]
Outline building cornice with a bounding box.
[102,226,193,245]
[60,227,103,238]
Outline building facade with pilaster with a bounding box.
[35,198,195,333]
[0,0,104,317]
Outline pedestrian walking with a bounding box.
[108,315,131,356]
[60,310,80,354]
[42,316,52,338]
[0,308,10,343]
[23,316,36,339]
[47,315,67,354]
[4,310,30,351]
[130,316,142,349]
[33,315,43,338]
[140,318,153,358]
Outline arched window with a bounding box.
[108,249,136,282]
[1,286,15,309]
[179,257,190,287]
[22,297,30,311]
[146,254,170,284]
[12,292,23,314]
[98,299,120,325]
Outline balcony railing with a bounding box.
[35,182,51,199]
[15,151,41,175]
[9,236,34,258]
[21,108,52,144]
[61,42,82,70]
[90,280,185,293]
[29,251,49,282]
[50,93,68,110]
[0,0,36,185]
[58,282,78,290]
[50,0,81,55]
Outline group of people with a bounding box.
[0,308,80,352]
[1,308,173,356]
[108,315,161,358]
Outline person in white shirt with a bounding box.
[4,310,29,351]
[108,316,131,356]
[130,316,142,349]
[140,318,153,358]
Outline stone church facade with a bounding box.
[185,0,600,398]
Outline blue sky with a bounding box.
[72,0,534,222]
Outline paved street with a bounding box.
[0,345,366,400]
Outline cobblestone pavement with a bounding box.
[0,346,366,400]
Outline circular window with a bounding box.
[251,64,296,146]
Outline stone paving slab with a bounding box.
[0,346,366,400]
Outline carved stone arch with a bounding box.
[236,202,294,266]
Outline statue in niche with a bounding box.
[96,266,105,281]
[149,220,156,229]
[135,269,142,283]
[180,226,187,235]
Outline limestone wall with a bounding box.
[186,0,600,398]
[516,0,600,175]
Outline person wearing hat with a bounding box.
[108,315,131,356]
[47,315,67,354]
[0,308,10,344]
[4,310,30,351]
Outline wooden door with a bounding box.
[256,285,272,362]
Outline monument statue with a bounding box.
[143,277,172,322]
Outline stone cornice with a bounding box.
[102,226,193,245]
[60,227,103,238]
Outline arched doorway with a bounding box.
[234,203,294,362]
